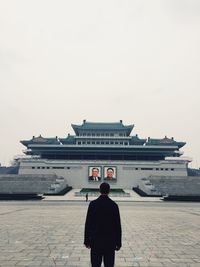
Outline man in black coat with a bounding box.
[84,183,122,267]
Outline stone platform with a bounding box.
[43,189,162,202]
[0,201,200,267]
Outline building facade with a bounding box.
[19,120,189,189]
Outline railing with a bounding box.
[74,192,130,197]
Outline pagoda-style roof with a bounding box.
[146,136,186,148]
[20,121,186,161]
[59,135,76,145]
[20,135,61,146]
[129,135,146,145]
[71,120,134,135]
[24,143,182,160]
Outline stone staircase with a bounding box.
[44,176,69,194]
[135,177,161,196]
[149,176,200,196]
[0,174,68,195]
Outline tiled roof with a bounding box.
[20,135,60,147]
[129,135,146,145]
[59,135,76,144]
[146,137,186,148]
[72,121,134,135]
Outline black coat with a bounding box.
[84,195,122,250]
[88,176,101,181]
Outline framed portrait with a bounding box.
[88,166,102,182]
[104,166,117,181]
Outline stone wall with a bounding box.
[19,158,188,189]
[0,174,58,194]
[149,176,200,196]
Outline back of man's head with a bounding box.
[100,182,110,195]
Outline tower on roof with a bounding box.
[71,120,134,136]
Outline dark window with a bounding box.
[42,167,45,169]
[37,167,40,169]
[135,168,138,170]
[96,141,100,144]
[101,141,104,144]
[92,141,95,144]
[52,167,64,169]
[171,168,174,171]
[47,167,50,169]
[106,141,109,144]
[67,167,70,169]
[82,141,86,144]
[165,168,168,171]
[110,141,114,144]
[156,168,159,170]
[77,141,81,145]
[141,168,153,170]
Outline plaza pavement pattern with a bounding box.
[0,201,200,267]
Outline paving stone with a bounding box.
[0,201,199,267]
[0,261,19,266]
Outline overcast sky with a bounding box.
[0,0,200,167]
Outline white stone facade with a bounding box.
[19,158,188,189]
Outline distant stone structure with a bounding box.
[1,120,200,198]
[18,120,194,193]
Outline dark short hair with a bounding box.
[100,182,110,194]
[107,167,114,172]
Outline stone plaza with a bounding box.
[0,200,200,267]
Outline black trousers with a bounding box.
[91,247,115,267]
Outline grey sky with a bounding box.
[0,0,200,167]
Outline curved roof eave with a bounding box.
[71,123,134,134]
[177,142,186,149]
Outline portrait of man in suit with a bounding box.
[104,167,117,181]
[84,182,122,267]
[88,167,101,181]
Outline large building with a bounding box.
[19,120,189,189]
